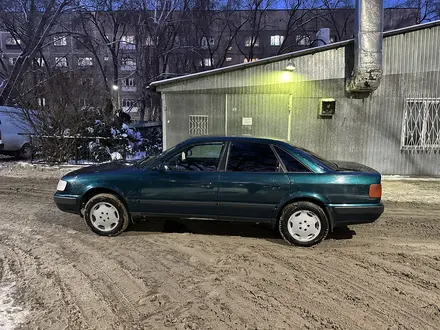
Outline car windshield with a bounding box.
[135,143,180,168]
[135,155,156,167]
[297,147,339,171]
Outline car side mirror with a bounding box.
[157,163,170,172]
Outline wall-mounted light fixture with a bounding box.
[285,59,296,71]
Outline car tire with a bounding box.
[15,143,32,160]
[278,201,329,247]
[84,193,130,236]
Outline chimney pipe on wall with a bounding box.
[346,0,384,94]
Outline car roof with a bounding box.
[182,135,293,147]
[170,135,331,173]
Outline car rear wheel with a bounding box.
[15,143,32,160]
[84,193,130,236]
[279,201,329,247]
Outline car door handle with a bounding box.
[201,183,214,189]
[264,185,280,190]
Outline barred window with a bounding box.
[401,98,440,150]
[189,115,208,136]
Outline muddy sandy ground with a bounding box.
[0,165,440,330]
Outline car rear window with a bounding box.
[274,146,310,172]
[297,147,338,171]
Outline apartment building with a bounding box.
[0,8,418,122]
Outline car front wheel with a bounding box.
[279,201,329,247]
[84,193,130,236]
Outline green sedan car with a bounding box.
[54,136,384,246]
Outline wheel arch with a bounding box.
[17,142,32,159]
[277,196,334,231]
[80,187,130,215]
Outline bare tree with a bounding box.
[77,0,137,113]
[234,0,277,62]
[0,0,77,105]
[317,0,355,42]
[388,0,439,23]
[276,0,326,54]
[135,0,186,121]
[182,4,247,70]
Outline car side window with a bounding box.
[274,146,310,173]
[227,142,280,172]
[164,143,224,172]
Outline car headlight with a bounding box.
[57,180,67,192]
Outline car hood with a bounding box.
[332,160,379,174]
[66,161,135,176]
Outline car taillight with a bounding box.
[369,184,382,198]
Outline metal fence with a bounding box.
[27,135,132,165]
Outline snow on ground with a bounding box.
[1,177,440,329]
[0,282,28,330]
[0,160,84,179]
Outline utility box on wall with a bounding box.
[319,98,336,118]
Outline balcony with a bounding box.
[120,44,136,51]
[122,106,138,113]
[5,44,21,50]
[120,65,136,71]
[121,86,137,92]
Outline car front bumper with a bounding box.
[328,203,384,227]
[54,193,81,214]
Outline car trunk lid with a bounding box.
[332,160,379,174]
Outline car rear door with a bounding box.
[217,141,291,221]
[138,142,225,218]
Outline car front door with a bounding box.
[217,141,291,221]
[138,142,225,218]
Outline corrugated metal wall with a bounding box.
[226,94,290,139]
[159,24,440,176]
[164,94,226,147]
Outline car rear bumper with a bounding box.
[54,193,81,214]
[328,203,384,227]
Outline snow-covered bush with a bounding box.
[83,119,162,163]
[82,120,143,162]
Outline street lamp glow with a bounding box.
[112,84,119,91]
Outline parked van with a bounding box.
[0,106,35,159]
